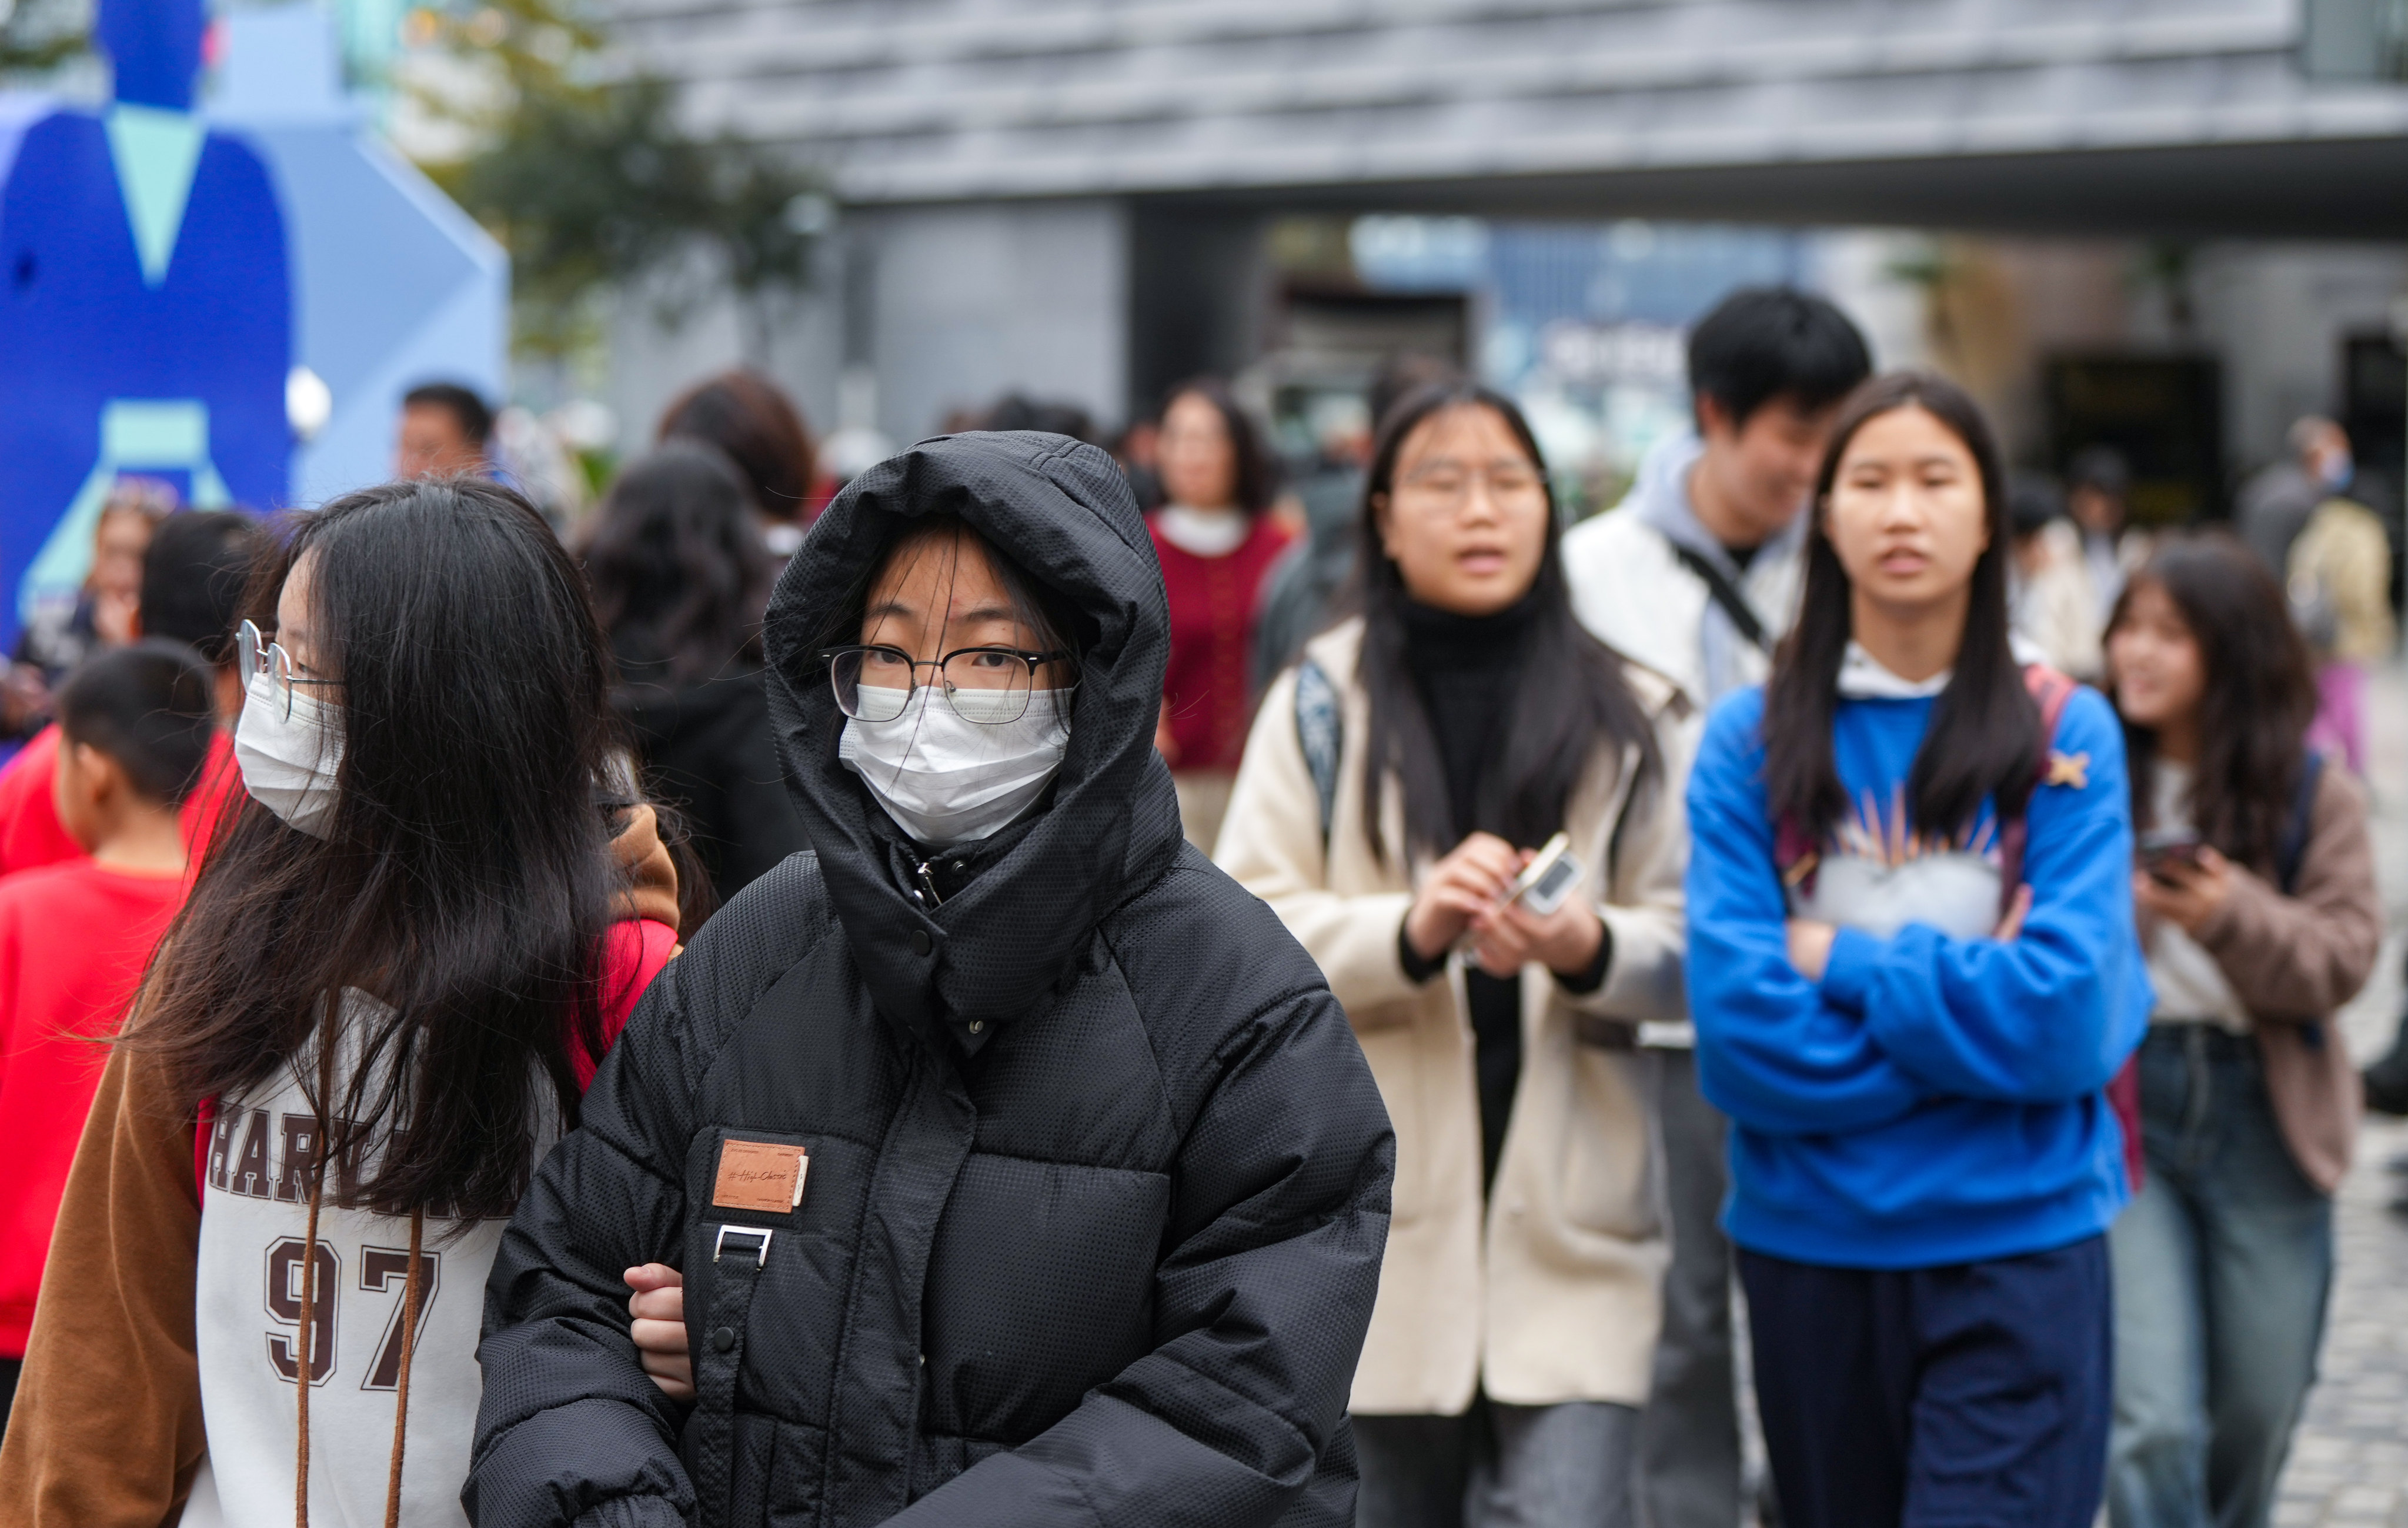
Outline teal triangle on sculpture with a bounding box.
[103,102,207,286]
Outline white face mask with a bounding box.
[838,683,1071,847]
[233,668,343,838]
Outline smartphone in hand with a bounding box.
[1505,832,1585,918]
[2138,829,2205,886]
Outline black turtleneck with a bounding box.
[1397,595,1535,1193]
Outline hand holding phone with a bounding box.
[2139,829,2205,886]
[1505,832,1585,918]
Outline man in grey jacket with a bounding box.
[1559,287,1870,1528]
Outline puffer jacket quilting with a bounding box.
[469,432,1394,1528]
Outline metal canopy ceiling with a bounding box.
[1155,136,2408,241]
[617,0,2408,239]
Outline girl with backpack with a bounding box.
[1217,381,1694,1527]
[2101,535,2380,1528]
[0,479,684,1527]
[1684,372,2151,1527]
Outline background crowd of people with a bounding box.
[0,283,2395,1528]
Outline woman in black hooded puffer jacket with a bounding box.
[467,431,1395,1528]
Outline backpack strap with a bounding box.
[2275,751,2324,897]
[196,1095,214,1205]
[2276,750,2330,1053]
[1995,664,2079,915]
[1294,657,1343,846]
[1669,542,1772,653]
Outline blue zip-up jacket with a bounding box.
[1685,682,2149,1269]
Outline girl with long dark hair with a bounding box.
[1684,372,2149,1527]
[2101,535,2380,1528]
[467,432,1390,1528]
[0,479,683,1528]
[585,441,808,903]
[1218,383,1691,1527]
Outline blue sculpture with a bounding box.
[0,0,291,643]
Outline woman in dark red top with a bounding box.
[1146,378,1291,846]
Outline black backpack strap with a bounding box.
[2278,751,2330,1052]
[2276,751,2325,896]
[1668,542,1772,653]
[1294,658,1342,846]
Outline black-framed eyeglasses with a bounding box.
[822,644,1070,725]
[236,619,343,723]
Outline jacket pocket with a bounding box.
[1554,1045,1658,1240]
[1354,1022,1429,1225]
[764,1417,826,1527]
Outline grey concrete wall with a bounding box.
[2192,243,2408,470]
[856,199,1130,443]
[604,260,846,462]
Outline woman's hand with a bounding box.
[624,1263,693,1401]
[2134,846,2234,935]
[1467,863,1604,979]
[1403,832,1522,963]
[1785,919,1837,982]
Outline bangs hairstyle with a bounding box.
[585,440,777,686]
[134,478,624,1223]
[811,513,1091,726]
[1763,371,2038,848]
[1351,381,1659,862]
[1161,377,1277,516]
[2109,534,2317,873]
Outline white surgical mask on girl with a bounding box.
[233,668,343,838]
[839,683,1071,847]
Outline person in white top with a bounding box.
[1556,287,1871,1528]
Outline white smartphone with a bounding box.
[1505,832,1585,918]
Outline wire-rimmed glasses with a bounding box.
[823,644,1069,725]
[235,619,342,722]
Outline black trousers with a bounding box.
[1741,1237,2112,1527]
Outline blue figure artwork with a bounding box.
[0,0,290,644]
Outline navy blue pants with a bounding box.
[1740,1237,2112,1527]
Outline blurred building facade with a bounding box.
[600,0,2408,521]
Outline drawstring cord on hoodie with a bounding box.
[295,1158,323,1528]
[383,1207,425,1526]
[292,1149,426,1528]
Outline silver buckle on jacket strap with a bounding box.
[713,1224,774,1268]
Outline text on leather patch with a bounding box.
[713,1140,808,1213]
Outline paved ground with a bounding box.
[2273,660,2408,1527]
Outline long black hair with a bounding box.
[1762,371,2038,846]
[2109,534,2317,873]
[584,440,776,685]
[1352,381,1659,860]
[136,478,623,1222]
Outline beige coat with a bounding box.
[2287,498,2396,663]
[1214,618,1695,1416]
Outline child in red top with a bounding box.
[0,643,216,1418]
[0,511,259,880]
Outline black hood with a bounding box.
[762,431,1184,1047]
